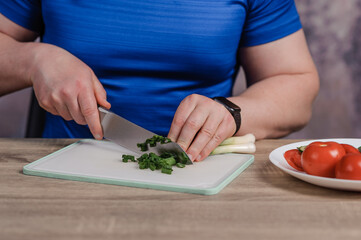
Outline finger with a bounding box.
[33,91,59,116]
[92,74,111,109]
[168,96,197,142]
[66,98,87,125]
[53,86,84,123]
[51,95,73,121]
[38,100,58,116]
[195,118,233,162]
[53,104,72,121]
[78,88,103,140]
[44,107,59,116]
[185,111,224,161]
[175,105,209,154]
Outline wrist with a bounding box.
[19,42,45,87]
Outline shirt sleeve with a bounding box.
[0,0,43,33]
[241,0,302,47]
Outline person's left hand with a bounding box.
[168,94,236,162]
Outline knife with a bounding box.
[98,107,192,164]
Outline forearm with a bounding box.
[230,72,319,139]
[0,32,39,96]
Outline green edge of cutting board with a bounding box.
[23,139,254,195]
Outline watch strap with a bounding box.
[212,97,241,135]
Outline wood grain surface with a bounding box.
[1,138,361,240]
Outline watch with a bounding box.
[212,97,241,135]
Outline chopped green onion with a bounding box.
[122,155,135,163]
[297,146,307,153]
[122,135,188,175]
[149,163,156,171]
[176,163,185,168]
[137,143,148,152]
[161,167,173,175]
[162,157,176,166]
[137,135,172,152]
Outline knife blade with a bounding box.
[98,107,192,164]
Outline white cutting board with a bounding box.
[23,139,254,195]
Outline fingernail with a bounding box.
[95,134,101,140]
[187,154,194,162]
[196,155,202,162]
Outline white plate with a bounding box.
[269,138,361,191]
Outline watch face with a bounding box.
[213,97,240,112]
[226,100,240,111]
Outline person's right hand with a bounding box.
[28,43,110,139]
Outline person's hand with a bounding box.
[168,94,236,162]
[28,43,110,139]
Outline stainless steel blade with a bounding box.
[98,107,192,164]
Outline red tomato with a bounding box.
[335,153,361,180]
[341,144,360,154]
[284,149,303,171]
[301,141,346,178]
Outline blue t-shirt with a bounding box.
[0,0,302,138]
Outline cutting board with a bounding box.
[23,139,254,195]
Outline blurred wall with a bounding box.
[235,0,361,139]
[0,0,360,138]
[288,0,361,138]
[0,88,31,137]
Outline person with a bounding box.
[0,0,319,162]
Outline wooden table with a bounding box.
[1,138,361,240]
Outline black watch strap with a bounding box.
[212,97,241,135]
